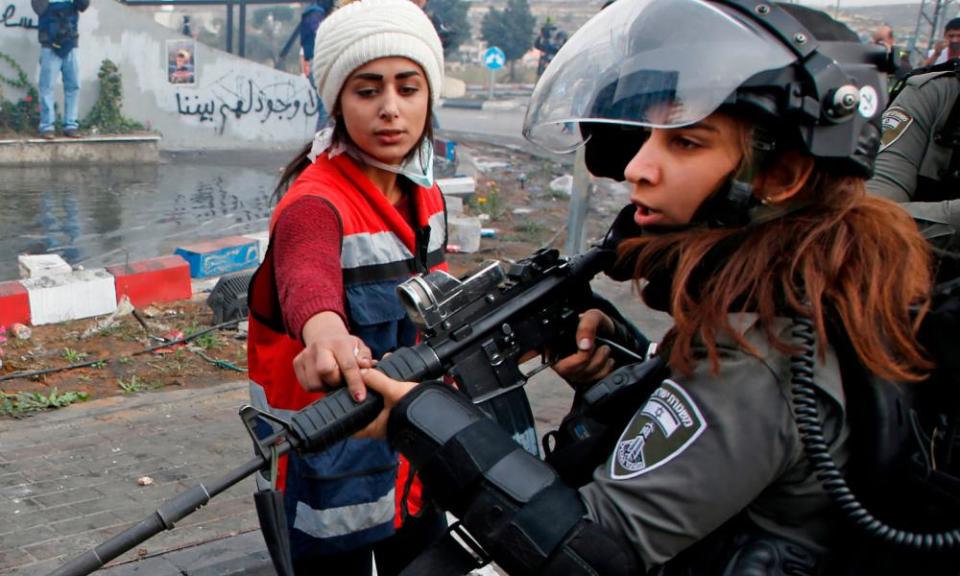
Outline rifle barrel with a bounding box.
[49,455,271,576]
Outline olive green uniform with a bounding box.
[867,71,960,230]
[579,314,848,569]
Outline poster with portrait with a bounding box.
[167,39,196,85]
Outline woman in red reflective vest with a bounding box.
[247,0,448,573]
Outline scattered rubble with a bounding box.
[82,296,135,339]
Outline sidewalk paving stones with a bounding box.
[0,381,259,575]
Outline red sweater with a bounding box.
[273,193,415,340]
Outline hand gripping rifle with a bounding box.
[50,246,618,576]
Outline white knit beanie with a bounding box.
[312,0,445,113]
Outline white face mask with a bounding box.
[353,138,435,189]
[307,123,345,162]
[308,120,435,189]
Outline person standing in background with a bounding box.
[31,0,89,139]
[925,17,960,66]
[872,24,912,83]
[300,0,330,128]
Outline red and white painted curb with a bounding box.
[4,232,270,327]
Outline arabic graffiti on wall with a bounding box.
[175,72,319,133]
[1,3,37,30]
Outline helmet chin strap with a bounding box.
[694,171,759,228]
[690,127,803,228]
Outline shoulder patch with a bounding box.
[880,106,914,151]
[610,380,707,480]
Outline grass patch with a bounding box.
[511,221,551,244]
[118,375,152,394]
[62,348,88,363]
[468,180,506,219]
[0,388,89,417]
[185,326,220,351]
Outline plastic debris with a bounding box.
[549,175,574,196]
[473,159,510,172]
[10,323,31,340]
[137,476,154,486]
[512,208,533,215]
[153,330,187,354]
[82,296,135,338]
[448,217,482,253]
[481,228,497,238]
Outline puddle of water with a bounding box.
[0,157,284,282]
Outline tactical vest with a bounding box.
[247,152,447,557]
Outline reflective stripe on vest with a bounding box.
[341,209,446,269]
[250,381,398,551]
[426,210,446,254]
[294,488,396,539]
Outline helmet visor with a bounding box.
[523,0,797,153]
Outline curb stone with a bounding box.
[441,98,527,112]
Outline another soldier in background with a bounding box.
[872,24,912,82]
[535,19,562,77]
[867,64,960,281]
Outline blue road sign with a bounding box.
[483,46,506,70]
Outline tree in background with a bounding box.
[426,0,470,57]
[481,0,535,80]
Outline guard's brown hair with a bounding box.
[620,150,934,383]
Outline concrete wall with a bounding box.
[0,0,315,150]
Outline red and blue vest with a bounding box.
[247,152,447,557]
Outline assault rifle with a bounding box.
[51,245,629,576]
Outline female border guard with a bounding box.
[351,1,936,573]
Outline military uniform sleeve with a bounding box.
[901,199,960,229]
[579,348,795,568]
[867,82,941,201]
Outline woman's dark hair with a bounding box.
[271,98,435,203]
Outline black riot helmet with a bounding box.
[522,0,894,226]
